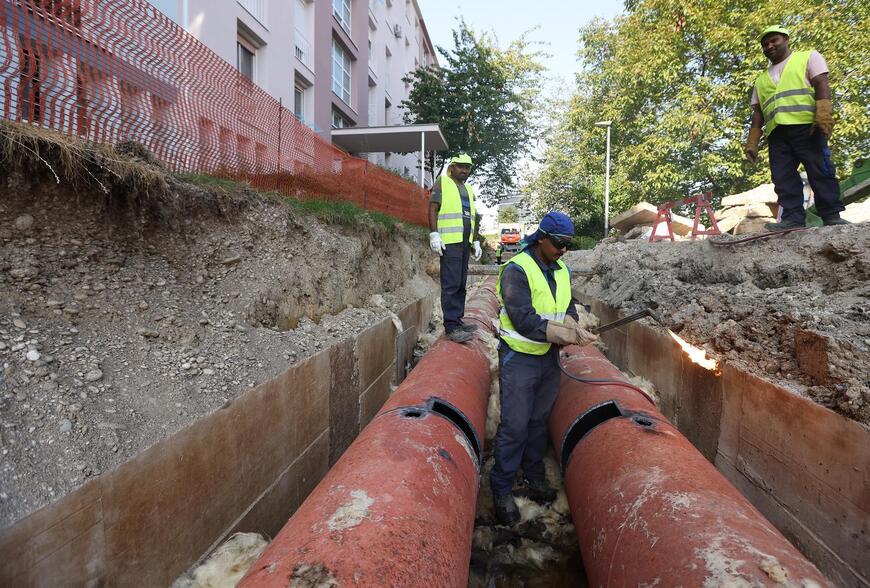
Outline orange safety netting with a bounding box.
[0,0,429,226]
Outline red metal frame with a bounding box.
[649,192,722,242]
[649,203,676,243]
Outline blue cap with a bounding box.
[523,211,575,246]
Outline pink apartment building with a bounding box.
[147,0,440,185]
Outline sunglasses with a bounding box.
[545,233,572,250]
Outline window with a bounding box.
[294,86,305,122]
[333,0,351,33]
[331,108,348,129]
[237,38,256,80]
[332,39,351,105]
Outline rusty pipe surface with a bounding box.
[551,345,831,587]
[239,281,500,588]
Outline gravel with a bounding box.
[0,177,435,527]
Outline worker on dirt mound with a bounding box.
[491,211,597,526]
[429,153,483,343]
[744,25,849,231]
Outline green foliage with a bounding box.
[498,205,520,224]
[401,20,546,204]
[570,235,599,250]
[527,0,870,222]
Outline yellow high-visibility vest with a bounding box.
[496,250,571,355]
[754,50,816,137]
[437,176,476,245]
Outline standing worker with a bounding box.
[491,211,597,525]
[743,26,849,231]
[429,153,483,344]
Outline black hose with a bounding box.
[558,360,657,407]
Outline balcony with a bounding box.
[237,0,266,25]
[295,29,312,70]
[368,0,378,29]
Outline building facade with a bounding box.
[147,0,437,183]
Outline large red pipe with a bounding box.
[550,345,831,587]
[239,282,500,588]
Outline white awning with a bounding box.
[331,123,448,153]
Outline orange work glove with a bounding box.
[744,127,763,164]
[812,98,834,139]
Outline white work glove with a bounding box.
[429,231,445,256]
[473,240,482,261]
[545,315,599,347]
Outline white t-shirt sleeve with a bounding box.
[806,50,829,81]
[751,87,759,106]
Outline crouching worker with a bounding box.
[491,211,598,526]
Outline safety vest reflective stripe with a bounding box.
[765,103,816,121]
[439,226,464,234]
[499,309,566,323]
[761,87,814,110]
[754,50,816,137]
[498,326,539,344]
[438,212,464,220]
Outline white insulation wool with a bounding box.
[172,532,268,588]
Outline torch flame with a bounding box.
[668,330,720,374]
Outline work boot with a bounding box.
[494,493,521,526]
[822,215,851,226]
[447,329,473,344]
[523,477,557,503]
[764,220,806,232]
[458,322,478,333]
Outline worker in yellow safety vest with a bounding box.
[490,211,597,526]
[428,153,483,343]
[744,26,848,231]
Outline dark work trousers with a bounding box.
[490,345,561,496]
[440,242,470,334]
[767,124,844,223]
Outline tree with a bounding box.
[498,205,519,224]
[401,20,546,204]
[527,0,870,228]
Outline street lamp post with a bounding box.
[594,120,612,235]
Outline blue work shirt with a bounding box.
[500,248,579,343]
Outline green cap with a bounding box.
[759,26,790,44]
[449,153,473,165]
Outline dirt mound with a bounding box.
[0,125,435,526]
[567,225,870,425]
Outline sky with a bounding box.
[415,0,625,96]
[415,0,625,220]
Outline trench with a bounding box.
[4,279,864,586]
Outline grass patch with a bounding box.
[176,172,251,193]
[285,197,401,231]
[173,171,410,232]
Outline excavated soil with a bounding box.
[566,225,870,426]
[0,141,436,526]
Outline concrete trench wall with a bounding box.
[584,297,870,588]
[0,295,434,587]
